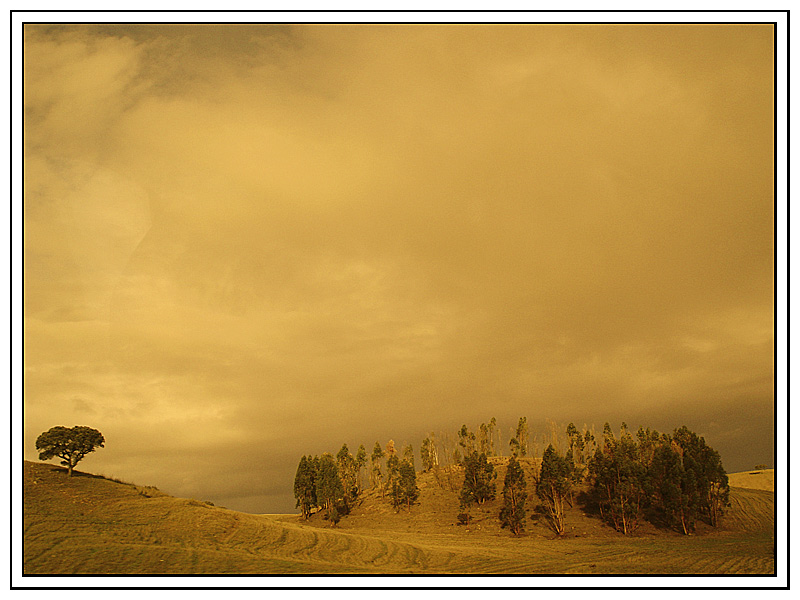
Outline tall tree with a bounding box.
[293,455,317,519]
[704,450,730,527]
[515,417,529,457]
[500,455,527,535]
[588,423,646,535]
[35,425,105,477]
[458,425,476,456]
[479,423,490,455]
[460,451,497,511]
[536,444,572,535]
[315,453,344,525]
[370,441,385,494]
[565,422,586,486]
[402,444,415,470]
[648,443,694,534]
[393,459,420,510]
[583,428,596,460]
[386,453,401,507]
[336,443,359,514]
[488,417,498,457]
[566,423,585,466]
[421,436,438,472]
[355,444,367,494]
[636,426,662,468]
[671,426,730,527]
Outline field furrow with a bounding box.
[23,461,775,575]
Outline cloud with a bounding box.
[23,24,775,511]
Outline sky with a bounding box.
[23,23,775,514]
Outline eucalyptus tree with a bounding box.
[371,441,385,495]
[336,443,359,514]
[293,455,318,519]
[536,445,572,535]
[459,451,497,514]
[355,444,367,493]
[515,417,529,457]
[316,453,344,525]
[500,455,527,535]
[421,436,438,472]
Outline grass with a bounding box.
[728,468,774,492]
[23,460,775,575]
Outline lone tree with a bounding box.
[35,426,104,477]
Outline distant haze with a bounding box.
[23,24,774,513]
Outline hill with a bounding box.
[23,460,774,575]
[728,468,775,492]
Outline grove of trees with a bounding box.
[292,420,730,536]
[587,423,730,535]
[294,438,421,526]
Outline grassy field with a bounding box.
[23,460,774,575]
[727,468,774,492]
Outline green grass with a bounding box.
[23,460,775,575]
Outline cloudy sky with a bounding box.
[23,23,775,513]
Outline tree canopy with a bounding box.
[289,421,728,537]
[500,455,526,535]
[587,423,730,535]
[537,444,572,535]
[293,455,317,519]
[459,451,496,512]
[35,426,105,477]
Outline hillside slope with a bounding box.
[23,461,774,575]
[728,469,775,492]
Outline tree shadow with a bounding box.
[47,465,105,479]
[575,490,601,518]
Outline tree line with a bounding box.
[293,420,730,537]
[293,440,419,524]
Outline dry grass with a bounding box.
[23,460,774,575]
[727,469,774,492]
